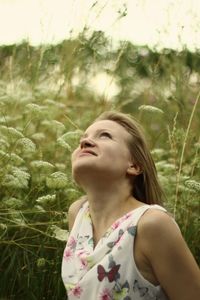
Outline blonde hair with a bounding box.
[96,111,164,205]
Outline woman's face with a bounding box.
[71,120,136,185]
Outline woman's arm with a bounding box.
[138,210,200,300]
[67,196,87,231]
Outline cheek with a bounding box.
[71,148,79,163]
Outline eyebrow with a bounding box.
[81,128,113,139]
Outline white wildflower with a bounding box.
[10,153,24,165]
[178,185,197,195]
[0,116,12,124]
[0,223,7,238]
[37,258,46,268]
[194,142,200,150]
[48,225,68,241]
[138,105,164,114]
[46,171,68,189]
[31,132,46,142]
[34,205,46,212]
[57,130,82,152]
[185,180,200,192]
[52,120,65,132]
[25,103,48,119]
[25,103,42,113]
[41,120,65,135]
[17,137,36,153]
[3,197,24,209]
[36,194,56,206]
[55,163,66,171]
[158,174,169,186]
[156,161,175,172]
[0,138,10,150]
[0,125,24,139]
[43,99,66,109]
[0,150,9,160]
[30,160,54,173]
[10,210,26,225]
[2,167,30,189]
[151,148,165,158]
[57,138,71,151]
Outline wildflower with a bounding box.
[37,258,46,268]
[0,125,24,139]
[3,197,24,209]
[10,153,24,165]
[36,194,56,206]
[2,167,30,189]
[31,132,46,142]
[46,171,68,189]
[0,223,7,238]
[25,103,47,118]
[185,180,200,192]
[17,137,36,154]
[138,105,164,114]
[41,120,65,135]
[0,138,9,150]
[0,150,9,160]
[57,130,82,152]
[30,160,54,173]
[48,225,68,241]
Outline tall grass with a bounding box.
[0,31,199,299]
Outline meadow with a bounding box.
[0,30,199,299]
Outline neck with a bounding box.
[82,179,142,245]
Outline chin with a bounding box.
[71,162,96,187]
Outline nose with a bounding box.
[80,138,95,149]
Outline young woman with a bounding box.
[61,111,200,300]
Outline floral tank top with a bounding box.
[61,202,169,300]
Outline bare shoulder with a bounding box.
[138,208,200,299]
[139,207,180,237]
[68,195,87,231]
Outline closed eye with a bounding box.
[100,132,112,139]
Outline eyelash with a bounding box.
[79,132,112,143]
[100,132,112,138]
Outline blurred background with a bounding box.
[0,1,199,299]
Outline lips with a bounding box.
[79,149,97,157]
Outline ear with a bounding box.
[127,163,141,176]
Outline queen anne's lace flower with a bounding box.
[36,194,56,206]
[30,160,54,173]
[48,225,68,241]
[138,105,164,114]
[0,125,24,139]
[57,130,82,152]
[185,180,200,192]
[2,167,30,189]
[17,137,36,153]
[46,171,68,189]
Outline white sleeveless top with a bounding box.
[61,201,169,300]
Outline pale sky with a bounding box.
[0,0,200,51]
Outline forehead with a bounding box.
[85,120,130,139]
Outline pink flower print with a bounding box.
[70,284,83,298]
[68,236,77,249]
[122,212,132,221]
[99,288,112,300]
[64,247,73,261]
[111,220,121,230]
[80,256,88,270]
[77,250,85,256]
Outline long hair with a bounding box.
[96,111,164,205]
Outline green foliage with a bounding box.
[0,30,199,299]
